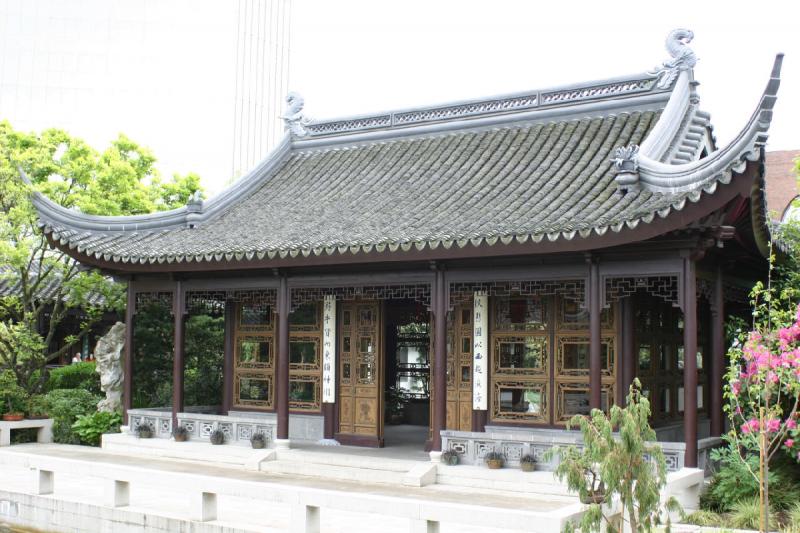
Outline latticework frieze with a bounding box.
[604,276,679,308]
[134,291,173,313]
[291,284,431,311]
[185,289,276,315]
[449,280,585,309]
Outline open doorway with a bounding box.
[384,300,430,449]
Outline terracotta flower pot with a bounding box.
[173,434,188,442]
[2,413,24,422]
[520,462,536,472]
[486,459,504,470]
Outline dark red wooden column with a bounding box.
[222,299,235,414]
[683,258,698,467]
[432,268,447,451]
[710,267,725,437]
[123,282,135,424]
[276,276,290,442]
[621,296,635,403]
[589,259,602,410]
[171,281,186,429]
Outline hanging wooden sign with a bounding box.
[473,292,488,410]
[322,295,336,403]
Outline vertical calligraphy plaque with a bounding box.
[322,295,337,403]
[472,292,488,410]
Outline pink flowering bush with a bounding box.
[726,303,800,463]
[719,271,800,531]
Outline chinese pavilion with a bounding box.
[28,30,783,469]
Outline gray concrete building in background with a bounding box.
[0,0,292,192]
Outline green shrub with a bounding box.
[44,388,101,444]
[72,411,121,446]
[46,362,101,395]
[0,370,28,415]
[704,443,800,512]
[788,502,800,530]
[685,510,725,527]
[25,394,49,417]
[728,498,778,530]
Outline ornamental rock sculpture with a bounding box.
[94,322,126,413]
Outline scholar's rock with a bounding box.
[94,322,126,413]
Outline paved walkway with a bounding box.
[0,444,574,533]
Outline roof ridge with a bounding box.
[299,72,667,140]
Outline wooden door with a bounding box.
[447,304,474,431]
[337,301,383,446]
[430,304,474,439]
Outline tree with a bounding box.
[549,379,679,533]
[0,121,202,393]
[722,231,800,533]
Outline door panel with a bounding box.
[337,301,383,445]
[447,304,474,431]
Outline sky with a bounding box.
[1,0,798,196]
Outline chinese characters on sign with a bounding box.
[473,292,488,410]
[322,295,336,403]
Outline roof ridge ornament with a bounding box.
[649,29,698,90]
[611,144,640,193]
[282,91,311,137]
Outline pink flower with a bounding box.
[767,419,781,433]
[786,439,795,448]
[742,419,760,434]
[731,381,741,396]
[787,419,797,430]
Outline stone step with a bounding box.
[259,459,409,485]
[435,464,574,496]
[274,448,419,472]
[101,432,272,469]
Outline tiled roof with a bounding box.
[28,44,783,267]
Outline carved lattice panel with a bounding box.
[292,284,430,311]
[134,292,173,313]
[604,276,679,308]
[449,280,585,309]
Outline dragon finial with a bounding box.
[649,28,698,89]
[281,92,311,136]
[611,144,640,193]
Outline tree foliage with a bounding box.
[550,380,678,533]
[0,121,202,393]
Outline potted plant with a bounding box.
[385,386,408,425]
[484,451,505,469]
[441,450,459,466]
[520,454,537,472]
[135,423,154,439]
[2,398,24,422]
[172,425,189,442]
[210,428,226,445]
[250,432,267,449]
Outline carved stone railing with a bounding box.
[440,426,722,473]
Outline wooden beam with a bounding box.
[276,276,290,441]
[621,296,635,404]
[123,282,135,424]
[432,268,447,451]
[222,300,235,414]
[710,266,725,437]
[171,281,186,430]
[589,259,602,410]
[683,257,698,468]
